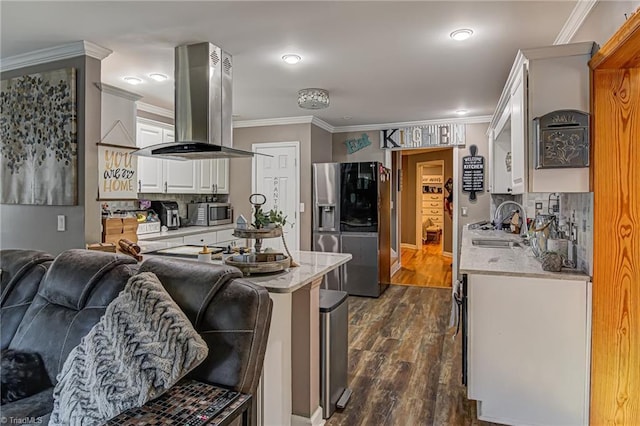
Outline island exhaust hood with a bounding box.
[134,42,255,160]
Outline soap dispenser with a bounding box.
[198,239,212,263]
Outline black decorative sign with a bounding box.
[462,145,484,201]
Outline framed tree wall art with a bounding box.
[0,67,78,205]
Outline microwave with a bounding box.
[187,203,233,226]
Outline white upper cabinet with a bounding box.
[197,159,229,195]
[163,130,198,194]
[136,122,165,193]
[136,118,230,195]
[488,42,594,194]
[489,104,513,194]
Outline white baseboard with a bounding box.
[443,251,453,258]
[292,407,325,426]
[401,243,418,250]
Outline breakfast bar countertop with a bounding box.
[459,227,590,281]
[137,243,351,293]
[243,251,351,293]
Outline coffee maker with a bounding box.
[150,201,180,230]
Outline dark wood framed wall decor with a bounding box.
[589,9,640,425]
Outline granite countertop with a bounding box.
[138,246,351,293]
[459,227,590,281]
[243,251,352,293]
[137,224,235,241]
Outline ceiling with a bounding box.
[1,1,581,127]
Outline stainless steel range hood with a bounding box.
[134,42,255,160]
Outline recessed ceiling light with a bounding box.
[148,73,168,82]
[123,76,142,85]
[456,109,469,116]
[282,54,302,65]
[342,116,352,120]
[450,29,474,41]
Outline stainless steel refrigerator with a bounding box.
[312,162,391,297]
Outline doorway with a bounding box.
[391,147,453,288]
[252,141,300,252]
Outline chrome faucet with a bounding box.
[494,201,528,237]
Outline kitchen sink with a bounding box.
[472,238,522,248]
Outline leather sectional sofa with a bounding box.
[0,249,272,425]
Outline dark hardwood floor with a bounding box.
[326,285,498,426]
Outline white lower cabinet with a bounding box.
[158,236,184,244]
[184,232,217,246]
[182,229,240,248]
[467,274,591,426]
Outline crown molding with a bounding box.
[310,117,335,133]
[136,102,173,118]
[332,115,491,133]
[0,41,112,72]
[95,83,142,101]
[233,115,316,129]
[233,114,490,133]
[554,0,599,45]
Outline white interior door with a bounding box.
[252,142,300,252]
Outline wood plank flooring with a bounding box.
[326,285,498,426]
[391,243,452,288]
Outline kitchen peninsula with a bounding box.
[459,227,591,425]
[139,244,351,426]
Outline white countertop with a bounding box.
[243,251,352,293]
[137,224,235,241]
[459,227,590,281]
[138,246,351,293]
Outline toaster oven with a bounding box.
[187,203,233,226]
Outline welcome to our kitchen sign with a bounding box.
[97,143,137,200]
[380,123,466,150]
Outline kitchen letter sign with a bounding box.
[462,145,484,201]
[97,143,137,200]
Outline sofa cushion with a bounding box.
[139,257,272,395]
[1,349,52,404]
[0,387,53,423]
[1,250,53,349]
[49,272,209,425]
[8,250,137,384]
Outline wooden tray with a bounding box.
[233,227,283,239]
[224,254,290,276]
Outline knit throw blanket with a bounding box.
[49,272,209,426]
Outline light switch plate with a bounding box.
[57,215,66,231]
[299,203,305,213]
[461,207,468,217]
